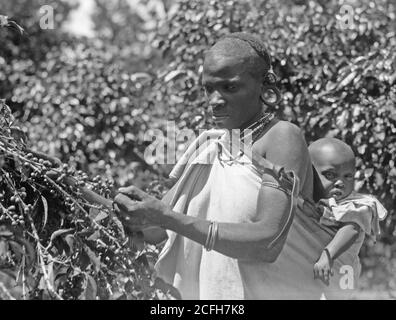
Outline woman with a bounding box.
[114,33,349,299]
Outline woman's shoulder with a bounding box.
[255,119,314,199]
[256,120,306,151]
[262,120,307,152]
[268,120,302,135]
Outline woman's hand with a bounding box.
[113,185,171,231]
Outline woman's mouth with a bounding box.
[212,114,229,121]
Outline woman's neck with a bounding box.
[240,109,266,130]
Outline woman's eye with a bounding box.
[225,85,237,92]
[345,174,354,180]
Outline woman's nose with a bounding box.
[208,90,224,105]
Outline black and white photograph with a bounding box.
[0,0,395,303]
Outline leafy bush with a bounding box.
[0,98,178,300]
[0,14,175,300]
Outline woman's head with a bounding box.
[309,138,356,201]
[202,32,279,130]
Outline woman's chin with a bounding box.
[213,117,230,128]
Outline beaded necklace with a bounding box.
[241,112,275,145]
[217,112,275,165]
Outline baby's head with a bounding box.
[309,138,355,201]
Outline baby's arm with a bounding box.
[314,222,360,285]
[326,222,361,260]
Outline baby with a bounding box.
[308,138,387,288]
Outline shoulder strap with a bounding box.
[312,165,326,202]
[229,128,300,250]
[255,115,280,142]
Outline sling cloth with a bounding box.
[154,129,362,299]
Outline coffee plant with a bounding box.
[0,99,179,300]
[0,19,176,300]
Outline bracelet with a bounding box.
[204,221,219,252]
[323,248,332,263]
[204,221,214,250]
[208,221,218,251]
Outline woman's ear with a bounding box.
[260,84,281,107]
[259,69,281,107]
[264,70,278,84]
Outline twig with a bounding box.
[29,216,63,300]
[0,282,16,300]
[1,168,62,300]
[21,247,27,300]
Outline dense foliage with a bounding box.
[1,0,395,298]
[0,12,174,300]
[0,97,177,300]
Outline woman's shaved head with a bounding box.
[201,32,277,130]
[204,33,271,80]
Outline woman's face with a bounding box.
[202,52,263,130]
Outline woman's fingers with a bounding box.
[118,185,148,201]
[114,193,139,212]
[114,186,167,228]
[113,193,149,227]
[121,215,146,228]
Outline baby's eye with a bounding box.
[344,173,354,180]
[323,171,336,180]
[204,85,214,95]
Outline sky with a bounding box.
[63,0,95,37]
[62,0,167,37]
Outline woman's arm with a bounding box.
[115,122,310,261]
[114,171,292,262]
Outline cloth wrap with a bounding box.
[319,193,387,242]
[154,129,363,299]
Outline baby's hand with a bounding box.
[314,250,334,285]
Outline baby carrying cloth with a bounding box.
[319,192,388,241]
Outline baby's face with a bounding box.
[313,149,356,201]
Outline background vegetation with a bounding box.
[1,0,395,299]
